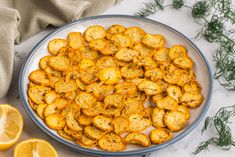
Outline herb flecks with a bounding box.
[194,105,235,154]
[136,0,164,17]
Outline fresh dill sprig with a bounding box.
[135,0,164,17]
[191,1,210,19]
[172,0,184,9]
[194,105,235,154]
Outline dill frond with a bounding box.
[135,0,164,17]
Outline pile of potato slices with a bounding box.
[28,25,204,151]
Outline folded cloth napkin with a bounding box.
[0,0,121,98]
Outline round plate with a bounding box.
[19,15,213,156]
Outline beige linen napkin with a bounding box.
[0,0,121,98]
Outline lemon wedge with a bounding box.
[0,104,23,150]
[14,138,58,157]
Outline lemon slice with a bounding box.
[14,138,58,157]
[0,104,23,150]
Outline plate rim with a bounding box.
[19,14,213,156]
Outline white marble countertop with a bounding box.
[1,0,235,156]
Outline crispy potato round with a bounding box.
[80,67,98,84]
[106,24,126,39]
[45,114,66,130]
[145,68,164,81]
[124,133,151,147]
[177,69,196,86]
[67,32,84,49]
[80,135,97,146]
[101,42,120,55]
[103,107,122,117]
[28,85,49,104]
[66,111,83,132]
[183,81,201,93]
[121,64,144,79]
[174,57,194,69]
[169,45,188,60]
[144,106,154,118]
[29,70,50,86]
[111,33,133,48]
[83,101,105,117]
[98,67,122,84]
[39,56,51,70]
[93,115,113,131]
[126,77,145,86]
[180,92,204,108]
[89,38,108,51]
[166,85,182,102]
[115,47,140,62]
[150,128,173,144]
[75,92,96,109]
[55,80,77,93]
[77,114,93,126]
[164,110,188,132]
[112,116,130,135]
[57,130,74,141]
[48,39,67,55]
[133,43,153,57]
[176,105,190,120]
[44,91,58,104]
[86,83,114,100]
[78,59,95,71]
[79,46,98,60]
[153,48,170,62]
[49,55,71,71]
[152,107,165,128]
[143,34,165,49]
[36,103,47,119]
[104,94,125,108]
[121,99,145,117]
[133,56,158,69]
[84,126,105,140]
[84,25,106,42]
[98,132,125,152]
[124,27,146,44]
[157,96,178,111]
[115,82,137,95]
[152,94,165,104]
[138,80,162,95]
[96,56,117,70]
[129,114,151,132]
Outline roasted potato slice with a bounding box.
[102,107,122,117]
[152,93,165,104]
[48,39,67,55]
[66,111,83,132]
[142,34,165,49]
[28,85,49,104]
[169,45,188,60]
[36,103,47,119]
[84,126,106,140]
[45,113,66,130]
[39,56,51,70]
[115,82,137,95]
[150,128,172,144]
[156,96,178,110]
[47,70,63,87]
[164,69,182,84]
[153,48,170,62]
[44,91,58,104]
[98,132,125,152]
[49,55,71,71]
[177,69,196,86]
[78,59,95,71]
[180,92,204,108]
[145,68,164,81]
[174,57,193,69]
[121,99,145,117]
[176,105,190,120]
[183,81,201,93]
[67,32,84,49]
[133,43,153,57]
[83,101,105,117]
[101,42,120,55]
[115,47,140,62]
[133,56,158,69]
[93,115,113,132]
[29,70,50,86]
[106,24,126,39]
[55,80,77,93]
[77,114,93,126]
[124,27,146,44]
[86,83,114,100]
[89,38,108,51]
[138,80,162,95]
[57,130,74,141]
[44,103,58,117]
[125,77,145,86]
[75,92,96,109]
[127,91,148,103]
[79,46,98,60]
[121,64,144,79]
[104,94,125,108]
[111,33,133,48]
[96,56,117,70]
[166,85,182,102]
[98,67,122,84]
[84,25,106,42]
[164,110,188,131]
[112,116,130,135]
[124,133,151,147]
[144,106,154,118]
[152,107,165,128]
[129,114,151,132]
[80,67,99,84]
[80,135,97,146]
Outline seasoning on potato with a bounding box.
[28,24,204,151]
